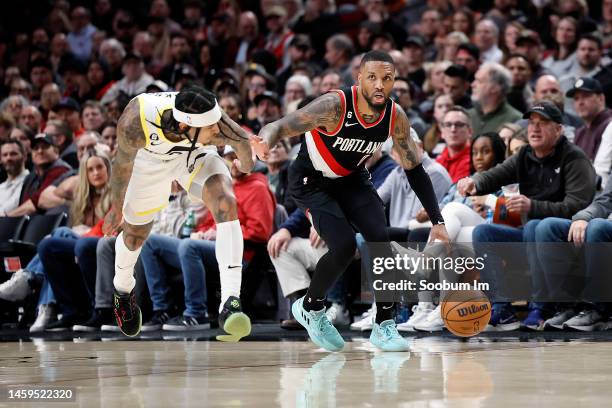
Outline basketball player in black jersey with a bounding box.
[252,50,450,352]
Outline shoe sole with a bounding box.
[140,325,162,332]
[216,313,251,342]
[118,307,142,337]
[521,323,544,331]
[485,321,521,332]
[413,326,444,332]
[369,329,410,352]
[100,325,120,332]
[291,298,343,352]
[495,322,521,331]
[72,326,99,332]
[563,324,596,332]
[349,323,373,331]
[163,323,211,331]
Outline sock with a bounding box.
[216,220,243,312]
[303,290,325,312]
[375,302,395,324]
[113,232,141,294]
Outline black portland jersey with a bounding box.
[300,86,396,178]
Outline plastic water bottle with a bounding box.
[486,208,493,224]
[395,302,410,324]
[181,210,195,238]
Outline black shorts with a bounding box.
[288,152,384,233]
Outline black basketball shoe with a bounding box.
[113,290,142,337]
[217,296,251,342]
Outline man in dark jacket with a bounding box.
[8,134,72,216]
[458,101,597,331]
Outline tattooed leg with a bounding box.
[202,174,243,308]
[113,221,153,294]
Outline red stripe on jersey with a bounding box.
[389,102,397,136]
[352,86,387,129]
[311,129,352,176]
[317,90,346,136]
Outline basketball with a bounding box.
[441,290,491,337]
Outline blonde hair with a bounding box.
[70,148,112,226]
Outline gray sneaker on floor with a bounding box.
[543,308,577,330]
[563,309,604,331]
[162,314,210,331]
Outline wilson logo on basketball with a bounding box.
[457,303,490,317]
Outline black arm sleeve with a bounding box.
[405,164,445,225]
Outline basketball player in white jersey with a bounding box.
[103,85,256,342]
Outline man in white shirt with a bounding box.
[0,140,29,216]
[475,20,503,63]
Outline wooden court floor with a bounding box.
[2,336,612,407]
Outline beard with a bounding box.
[361,88,387,111]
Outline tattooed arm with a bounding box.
[254,92,343,160]
[392,105,449,242]
[102,98,146,235]
[210,110,255,173]
[391,105,422,170]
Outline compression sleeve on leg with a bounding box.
[113,232,141,294]
[216,219,243,311]
[404,164,444,225]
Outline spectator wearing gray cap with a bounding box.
[567,77,612,188]
[460,101,596,331]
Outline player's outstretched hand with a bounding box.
[429,224,450,244]
[250,134,270,161]
[103,207,123,237]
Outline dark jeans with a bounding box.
[472,220,540,304]
[38,233,100,317]
[96,237,151,319]
[140,234,215,317]
[536,217,612,306]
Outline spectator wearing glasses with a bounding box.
[392,77,426,138]
[436,106,473,183]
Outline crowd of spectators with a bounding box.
[1,0,612,334]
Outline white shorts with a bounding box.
[122,147,230,225]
